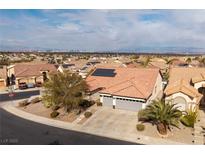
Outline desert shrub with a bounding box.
[180,107,198,128]
[18,100,30,107]
[180,115,195,127]
[50,111,60,118]
[30,97,40,104]
[84,111,92,118]
[52,106,60,111]
[96,101,103,106]
[79,99,95,108]
[136,123,145,131]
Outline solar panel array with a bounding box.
[91,68,116,77]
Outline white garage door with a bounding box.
[102,96,113,106]
[116,98,143,111]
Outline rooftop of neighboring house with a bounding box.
[165,67,205,104]
[9,63,57,78]
[0,66,7,79]
[167,67,205,85]
[86,67,160,99]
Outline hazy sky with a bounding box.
[1,10,205,51]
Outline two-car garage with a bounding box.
[100,94,145,111]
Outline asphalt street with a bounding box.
[0,89,40,102]
[0,108,138,145]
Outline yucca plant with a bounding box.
[138,99,182,135]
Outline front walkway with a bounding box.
[1,102,187,145]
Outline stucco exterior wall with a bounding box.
[194,81,205,89]
[146,73,163,107]
[7,66,15,77]
[165,92,196,111]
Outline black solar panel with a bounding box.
[91,68,116,77]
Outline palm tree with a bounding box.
[138,99,182,135]
[42,71,88,112]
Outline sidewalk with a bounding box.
[2,103,187,145]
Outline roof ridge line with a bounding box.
[16,68,29,76]
[128,79,146,98]
[106,77,135,90]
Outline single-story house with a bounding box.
[86,67,163,111]
[164,67,205,111]
[7,63,57,87]
[56,63,76,73]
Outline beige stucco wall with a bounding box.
[7,65,15,77]
[165,92,196,111]
[145,73,163,107]
[194,81,205,89]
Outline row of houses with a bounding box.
[86,66,205,111]
[1,61,205,112]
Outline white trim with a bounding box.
[113,95,146,102]
[99,93,112,97]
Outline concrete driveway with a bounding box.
[80,107,138,139]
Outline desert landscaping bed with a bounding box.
[136,122,194,144]
[17,99,99,123]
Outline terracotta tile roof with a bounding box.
[86,67,160,99]
[13,63,57,77]
[165,67,204,104]
[167,67,205,85]
[165,79,201,98]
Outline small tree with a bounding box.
[186,57,192,64]
[138,99,182,135]
[42,71,88,112]
[142,56,151,67]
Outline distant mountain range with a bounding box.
[1,45,205,55]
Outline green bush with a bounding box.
[18,100,30,107]
[136,123,145,131]
[52,106,60,111]
[84,111,92,118]
[50,111,60,118]
[30,97,40,104]
[79,99,95,108]
[180,115,195,128]
[96,101,102,106]
[180,107,198,128]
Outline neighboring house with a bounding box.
[56,63,76,73]
[86,67,163,111]
[7,63,57,87]
[170,58,188,67]
[79,65,95,79]
[0,66,7,89]
[164,67,205,111]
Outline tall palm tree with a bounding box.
[138,99,182,135]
